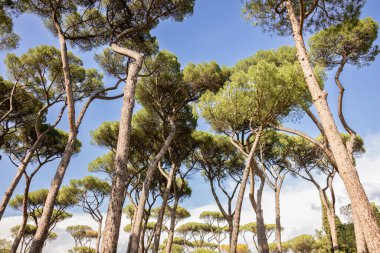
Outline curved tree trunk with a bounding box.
[100,43,143,253]
[230,131,261,253]
[285,2,380,251]
[127,121,176,253]
[152,165,178,253]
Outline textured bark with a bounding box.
[152,164,178,253]
[229,131,261,253]
[101,44,143,253]
[127,121,176,253]
[95,221,102,253]
[274,185,282,253]
[285,2,380,251]
[29,132,77,253]
[353,208,368,253]
[165,196,180,253]
[10,175,31,253]
[249,167,269,253]
[28,23,78,252]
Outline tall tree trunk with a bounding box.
[29,20,78,253]
[353,208,368,253]
[100,44,143,253]
[95,220,102,253]
[152,164,178,253]
[285,2,380,251]
[10,176,31,253]
[274,186,282,253]
[249,167,269,253]
[29,133,77,253]
[229,131,261,253]
[127,121,177,253]
[165,196,180,253]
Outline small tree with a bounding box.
[66,225,97,249]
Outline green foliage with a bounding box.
[198,47,312,134]
[191,248,218,253]
[242,0,364,35]
[9,188,76,230]
[4,125,81,163]
[159,243,185,253]
[90,121,119,151]
[193,131,244,181]
[0,2,19,50]
[309,17,379,68]
[176,222,213,234]
[288,234,316,253]
[88,151,115,178]
[0,238,12,252]
[5,45,104,101]
[25,0,195,52]
[66,225,97,247]
[268,242,290,253]
[68,246,96,253]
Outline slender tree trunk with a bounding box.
[127,121,177,253]
[353,208,368,253]
[152,165,178,253]
[0,139,43,220]
[285,2,380,251]
[29,132,77,253]
[274,187,282,253]
[249,168,269,253]
[320,190,339,253]
[100,44,143,253]
[10,176,31,253]
[165,196,180,253]
[230,131,261,253]
[95,220,102,253]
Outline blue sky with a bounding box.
[1,0,380,251]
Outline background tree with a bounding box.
[240,222,276,253]
[198,46,310,253]
[193,131,244,243]
[0,0,19,50]
[287,234,316,253]
[10,224,57,253]
[66,225,97,250]
[243,2,380,250]
[200,211,228,252]
[68,176,111,253]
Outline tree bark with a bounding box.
[28,132,77,253]
[152,164,178,253]
[249,167,269,253]
[229,131,261,253]
[95,220,102,253]
[353,208,368,253]
[165,196,180,253]
[127,120,176,253]
[10,175,31,253]
[285,2,380,251]
[100,44,143,253]
[274,185,282,253]
[0,143,39,220]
